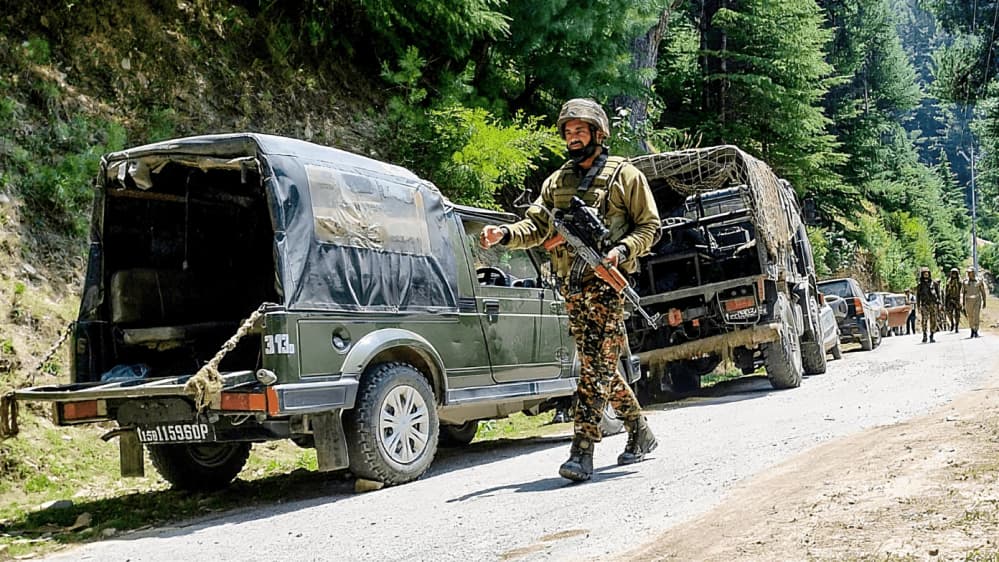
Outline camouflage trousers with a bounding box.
[919,303,937,333]
[563,280,643,443]
[946,301,962,330]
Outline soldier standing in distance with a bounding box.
[479,98,661,482]
[916,267,938,342]
[964,267,988,338]
[944,267,963,333]
[904,288,917,335]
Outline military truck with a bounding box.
[623,146,825,398]
[8,133,632,490]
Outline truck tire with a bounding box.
[801,340,827,375]
[859,325,874,351]
[148,442,251,491]
[439,421,478,447]
[764,294,803,389]
[343,362,439,485]
[872,322,883,348]
[800,290,826,375]
[831,340,843,360]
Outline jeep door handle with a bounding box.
[483,299,500,322]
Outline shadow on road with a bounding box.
[447,466,639,503]
[7,436,576,549]
[641,374,781,411]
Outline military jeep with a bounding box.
[13,133,631,489]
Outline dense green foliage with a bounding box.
[0,0,984,289]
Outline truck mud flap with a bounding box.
[637,322,781,369]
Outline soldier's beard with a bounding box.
[568,139,599,164]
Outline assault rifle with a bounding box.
[533,196,661,329]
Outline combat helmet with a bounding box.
[557,98,611,142]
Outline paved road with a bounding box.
[50,331,998,562]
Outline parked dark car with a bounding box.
[816,278,882,351]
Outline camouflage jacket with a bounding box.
[945,277,963,305]
[916,278,938,306]
[502,154,660,284]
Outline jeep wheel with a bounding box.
[872,322,883,348]
[764,294,803,389]
[148,442,251,491]
[343,362,439,485]
[598,402,625,436]
[440,421,479,447]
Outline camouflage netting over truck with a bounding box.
[630,145,800,265]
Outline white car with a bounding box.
[818,298,842,360]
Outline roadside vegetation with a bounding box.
[1,0,997,558]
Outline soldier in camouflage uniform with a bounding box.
[944,267,963,333]
[964,268,988,338]
[480,98,661,482]
[916,267,938,343]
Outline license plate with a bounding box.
[137,423,214,444]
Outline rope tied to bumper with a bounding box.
[184,303,269,413]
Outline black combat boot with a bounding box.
[559,437,594,482]
[930,332,935,342]
[617,416,658,465]
[922,332,927,343]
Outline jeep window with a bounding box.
[305,164,433,255]
[462,220,540,288]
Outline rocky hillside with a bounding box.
[0,1,386,393]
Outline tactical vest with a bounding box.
[549,155,628,226]
[546,156,631,289]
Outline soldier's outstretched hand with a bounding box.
[479,225,505,249]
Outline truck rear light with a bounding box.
[852,297,864,314]
[219,392,268,412]
[723,296,756,312]
[58,400,106,422]
[817,293,825,305]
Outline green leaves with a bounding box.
[428,105,562,208]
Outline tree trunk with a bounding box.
[699,0,727,130]
[612,1,683,152]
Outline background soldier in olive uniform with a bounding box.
[944,268,963,333]
[916,267,938,342]
[964,268,987,338]
[479,98,660,482]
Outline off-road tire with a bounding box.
[872,323,883,348]
[439,421,478,447]
[859,325,874,351]
[801,340,827,375]
[831,340,843,360]
[764,294,803,389]
[343,362,439,485]
[147,442,251,491]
